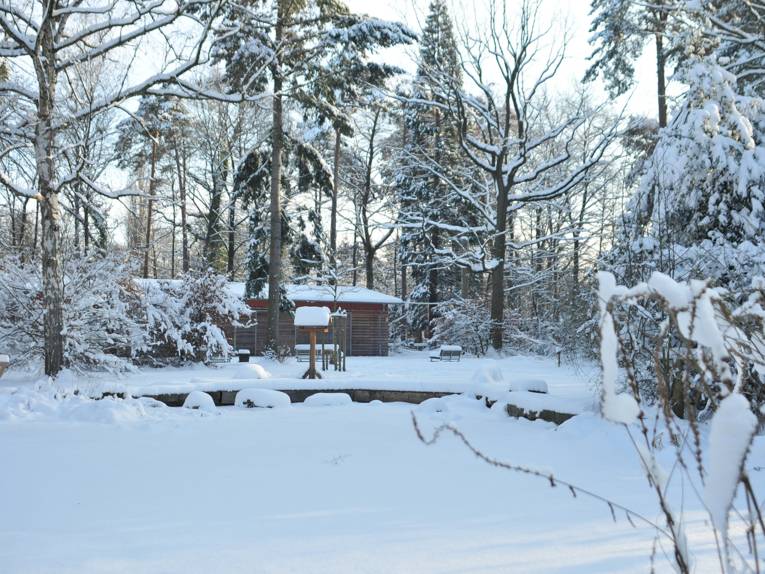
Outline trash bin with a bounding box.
[237,349,251,363]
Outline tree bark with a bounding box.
[142,138,159,278]
[490,179,509,351]
[329,126,341,283]
[204,154,226,270]
[227,195,236,279]
[266,2,285,351]
[655,10,668,128]
[364,250,374,290]
[35,10,65,376]
[174,144,190,273]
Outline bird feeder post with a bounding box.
[294,306,331,380]
[307,328,319,379]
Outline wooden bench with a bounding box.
[295,344,312,362]
[205,354,230,365]
[295,344,341,363]
[429,345,463,362]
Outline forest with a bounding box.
[1,1,765,572]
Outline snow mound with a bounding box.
[470,363,510,400]
[235,388,291,409]
[0,387,160,423]
[506,391,589,416]
[183,391,216,413]
[418,397,449,413]
[417,393,487,416]
[304,393,352,407]
[471,364,505,386]
[229,363,271,380]
[509,379,548,393]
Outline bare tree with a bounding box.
[0,0,222,375]
[428,0,615,350]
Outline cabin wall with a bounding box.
[230,301,390,356]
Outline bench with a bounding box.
[295,344,341,363]
[0,354,8,378]
[204,354,230,365]
[429,345,462,362]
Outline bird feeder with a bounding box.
[294,306,331,379]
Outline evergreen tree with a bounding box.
[212,0,414,349]
[395,0,482,339]
[115,96,188,278]
[586,0,683,127]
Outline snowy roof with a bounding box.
[230,283,403,305]
[134,278,402,305]
[294,306,331,327]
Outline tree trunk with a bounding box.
[35,13,65,376]
[227,195,236,279]
[351,230,358,286]
[175,144,190,273]
[142,138,159,278]
[490,179,509,351]
[330,127,341,283]
[655,13,668,128]
[400,258,407,299]
[170,181,177,278]
[365,247,374,289]
[266,3,285,351]
[205,155,225,270]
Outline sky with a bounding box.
[347,0,666,122]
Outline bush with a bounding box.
[0,253,143,372]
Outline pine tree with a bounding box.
[115,96,188,278]
[612,57,765,290]
[213,0,414,350]
[586,0,683,127]
[395,0,481,339]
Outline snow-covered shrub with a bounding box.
[303,392,352,407]
[431,298,492,356]
[0,254,143,372]
[602,55,765,400]
[139,268,252,363]
[183,390,217,413]
[599,271,763,572]
[234,388,290,408]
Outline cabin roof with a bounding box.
[231,282,403,305]
[135,278,402,305]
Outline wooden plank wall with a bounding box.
[229,301,391,356]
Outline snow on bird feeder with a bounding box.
[294,306,331,379]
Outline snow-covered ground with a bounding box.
[0,353,760,573]
[0,351,600,403]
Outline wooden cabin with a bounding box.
[228,283,402,357]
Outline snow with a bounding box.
[73,353,595,399]
[235,388,291,409]
[0,381,759,573]
[0,354,9,363]
[294,306,331,327]
[183,391,216,413]
[509,379,548,393]
[703,393,758,537]
[303,392,353,407]
[598,272,640,424]
[228,282,403,305]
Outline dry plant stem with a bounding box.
[411,413,671,539]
